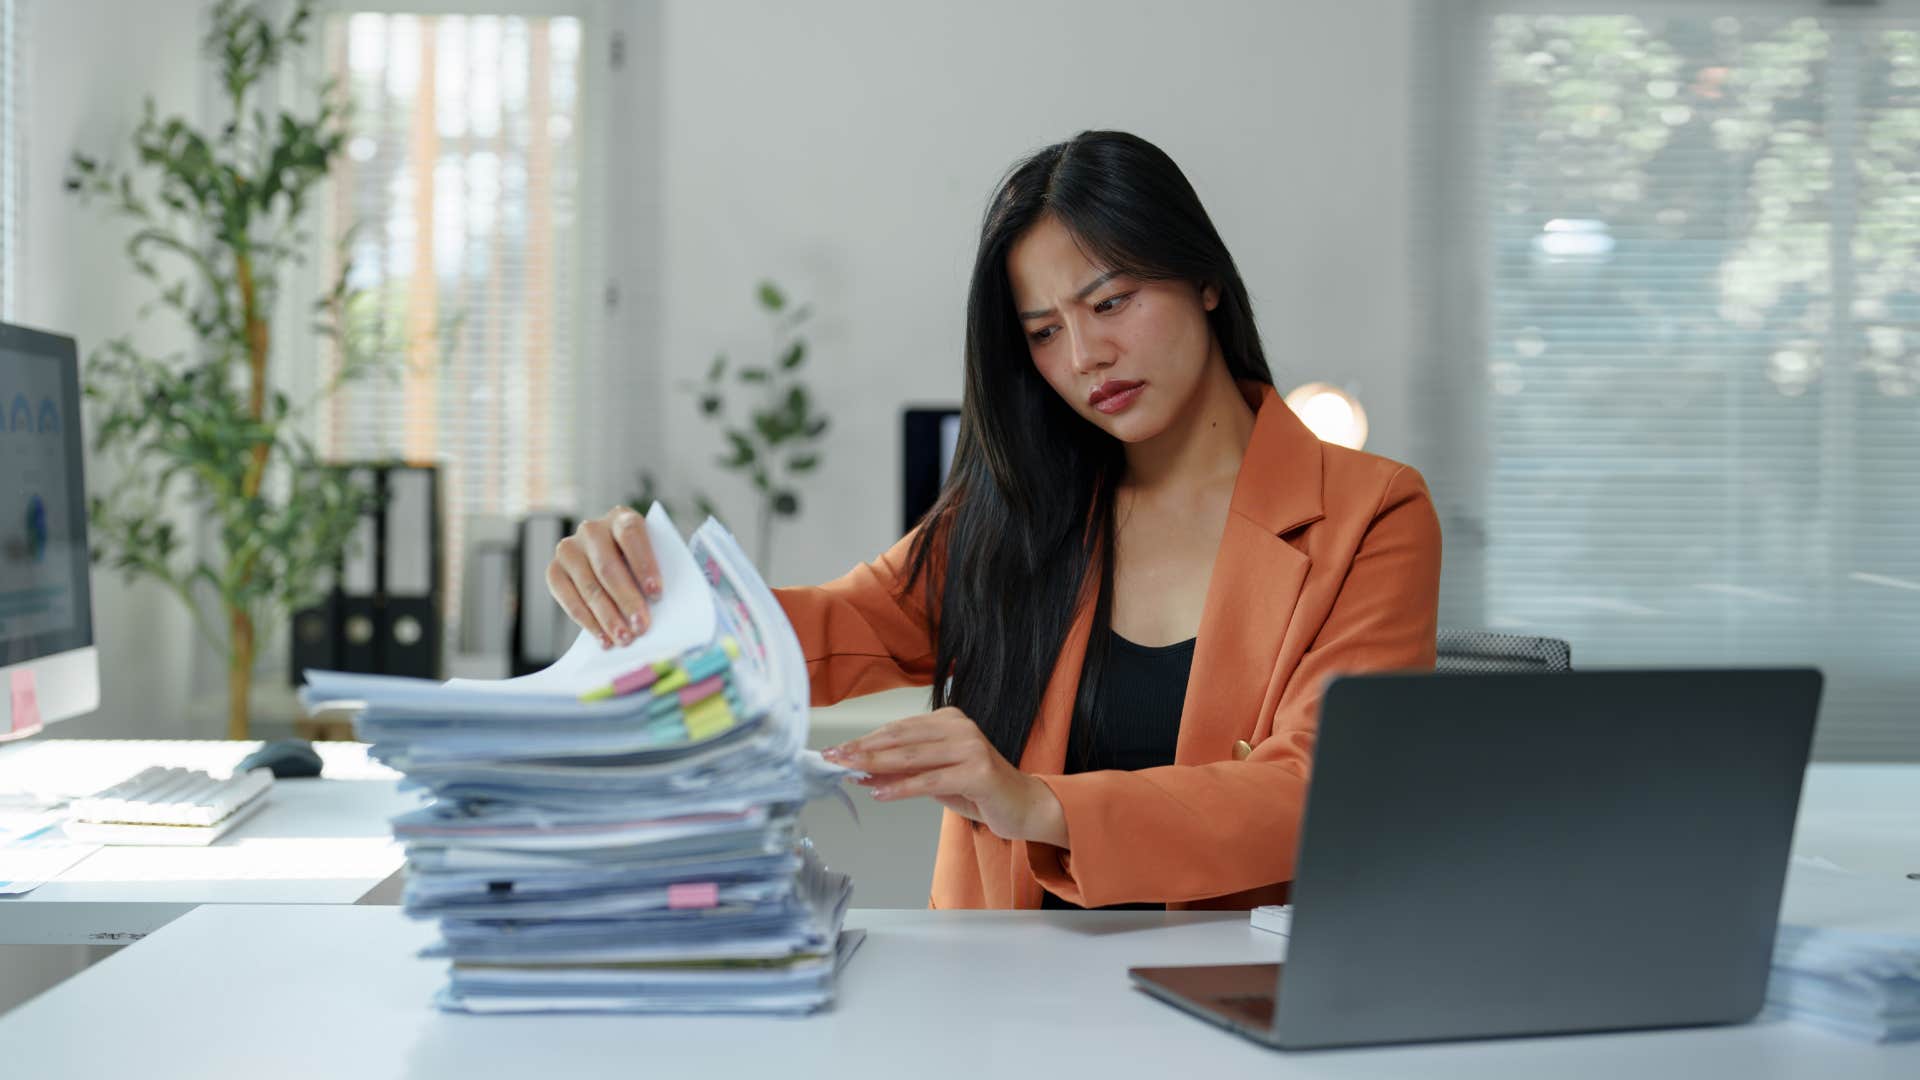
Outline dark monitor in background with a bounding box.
[0,321,99,741]
[901,407,960,536]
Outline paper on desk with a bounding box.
[0,814,99,895]
[1768,856,1920,1042]
[311,508,864,1016]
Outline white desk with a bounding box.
[0,898,1913,1080]
[0,740,419,946]
[1792,764,1920,881]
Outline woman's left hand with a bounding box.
[822,707,1068,847]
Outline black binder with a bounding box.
[511,513,576,677]
[379,465,443,679]
[289,463,445,683]
[337,466,383,674]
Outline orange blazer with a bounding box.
[773,382,1442,910]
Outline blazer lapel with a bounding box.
[1175,383,1326,764]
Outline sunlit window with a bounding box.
[1477,12,1920,757]
[319,11,586,645]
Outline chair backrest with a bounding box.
[1436,629,1572,674]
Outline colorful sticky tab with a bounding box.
[683,696,735,741]
[677,673,727,708]
[9,669,40,734]
[668,881,720,910]
[651,666,691,696]
[681,646,732,683]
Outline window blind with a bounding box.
[1474,7,1920,759]
[0,0,20,321]
[319,11,585,645]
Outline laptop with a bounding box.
[1129,667,1823,1050]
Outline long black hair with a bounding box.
[905,130,1274,769]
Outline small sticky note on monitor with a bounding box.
[9,669,42,735]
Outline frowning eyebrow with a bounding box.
[1017,270,1121,321]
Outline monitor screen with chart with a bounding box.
[0,321,98,740]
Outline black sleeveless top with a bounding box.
[1041,628,1195,912]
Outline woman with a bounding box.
[547,130,1441,911]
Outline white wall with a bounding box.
[17,0,210,738]
[655,0,1418,587]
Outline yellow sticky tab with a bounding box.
[652,667,690,695]
[684,697,735,741]
[578,686,614,703]
[720,636,741,660]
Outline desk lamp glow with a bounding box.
[1284,382,1369,450]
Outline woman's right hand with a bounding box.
[546,505,666,649]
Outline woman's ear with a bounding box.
[1201,282,1220,311]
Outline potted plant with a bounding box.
[633,281,830,576]
[69,0,385,739]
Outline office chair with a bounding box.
[1435,629,1572,674]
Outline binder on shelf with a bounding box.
[512,513,576,677]
[288,462,445,684]
[380,465,443,680]
[458,538,517,660]
[288,589,340,684]
[338,466,384,674]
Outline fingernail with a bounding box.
[644,576,661,596]
[821,747,844,762]
[628,612,643,632]
[616,629,631,645]
[870,787,891,800]
[600,635,613,649]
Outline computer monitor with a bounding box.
[0,321,98,742]
[901,406,960,535]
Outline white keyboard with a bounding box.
[62,766,274,846]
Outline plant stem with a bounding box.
[230,250,271,741]
[234,250,272,500]
[227,607,254,741]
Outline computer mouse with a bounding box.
[236,738,324,779]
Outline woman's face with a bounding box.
[1007,214,1220,443]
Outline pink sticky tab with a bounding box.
[9,669,41,734]
[676,674,726,707]
[612,665,661,697]
[667,882,720,910]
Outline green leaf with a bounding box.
[722,431,756,468]
[804,417,830,438]
[753,410,789,444]
[700,393,722,416]
[780,340,806,370]
[707,352,727,382]
[738,367,770,384]
[756,281,786,312]
[788,453,819,473]
[771,490,800,516]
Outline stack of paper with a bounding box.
[302,507,862,1015]
[1767,858,1920,1042]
